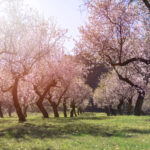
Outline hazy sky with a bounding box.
[26,0,88,53]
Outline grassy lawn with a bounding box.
[0,113,150,150]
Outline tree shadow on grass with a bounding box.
[0,116,150,140]
[122,128,150,134]
[49,116,110,124]
[0,122,111,139]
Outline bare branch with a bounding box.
[56,84,69,106]
[112,57,150,66]
[113,66,143,91]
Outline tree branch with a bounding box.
[113,57,150,66]
[113,67,143,91]
[33,85,42,97]
[56,85,69,107]
[142,0,150,11]
[105,54,150,66]
[33,80,57,99]
[1,86,13,92]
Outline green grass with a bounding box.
[0,113,150,150]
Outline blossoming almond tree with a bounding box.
[0,0,67,121]
[94,71,136,115]
[46,55,84,117]
[77,0,150,115]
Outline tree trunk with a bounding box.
[23,105,28,117]
[117,99,124,115]
[109,105,116,116]
[134,91,145,116]
[89,98,95,111]
[51,102,59,118]
[36,100,49,118]
[8,104,12,117]
[77,107,83,115]
[0,102,4,118]
[12,78,26,122]
[70,108,74,117]
[127,97,133,115]
[63,99,67,117]
[8,110,12,117]
[77,108,80,115]
[74,108,77,117]
[30,103,36,112]
[70,101,76,117]
[47,98,59,118]
[105,106,110,116]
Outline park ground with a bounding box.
[0,113,150,150]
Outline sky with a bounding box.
[25,0,88,53]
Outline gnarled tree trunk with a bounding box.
[77,107,82,115]
[12,78,26,122]
[51,102,59,118]
[134,91,145,116]
[47,98,59,118]
[0,102,4,118]
[8,104,12,117]
[77,108,80,115]
[109,105,116,116]
[34,81,57,118]
[70,101,76,117]
[63,99,67,117]
[36,100,49,118]
[117,99,124,115]
[23,105,28,118]
[105,106,110,116]
[127,97,133,115]
[74,109,77,117]
[70,108,74,117]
